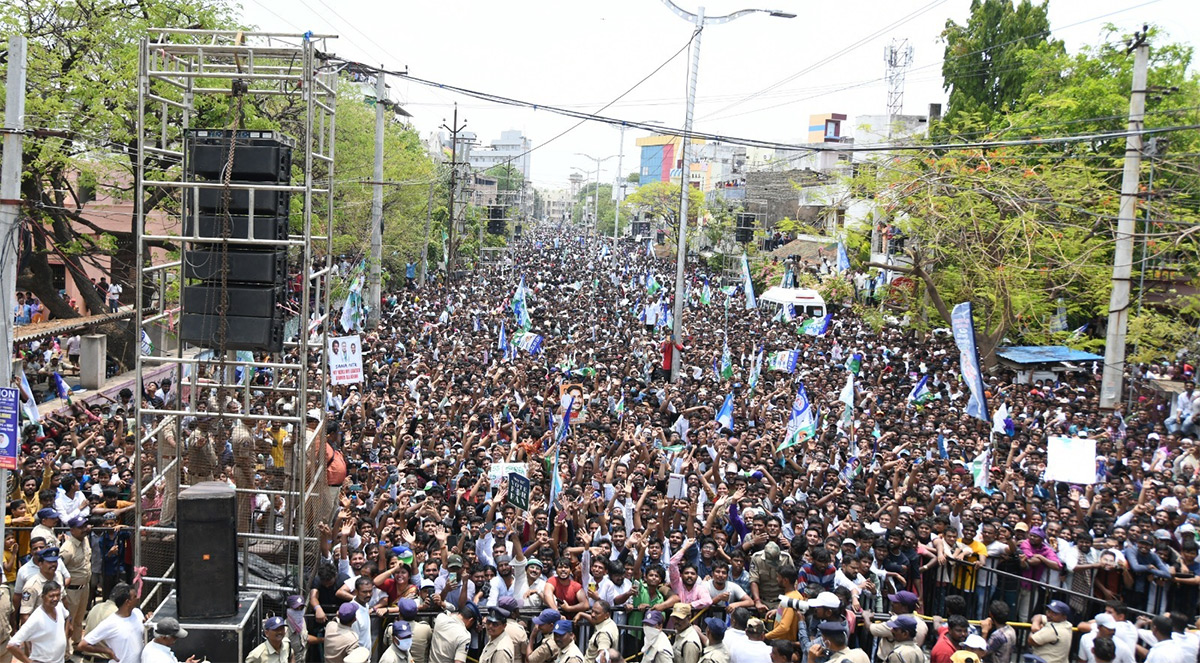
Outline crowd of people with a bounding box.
[2,224,1199,663]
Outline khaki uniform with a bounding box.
[506,619,530,663]
[673,625,703,663]
[323,621,362,663]
[381,643,413,663]
[430,613,472,663]
[158,418,179,525]
[555,642,586,663]
[585,618,619,663]
[826,649,871,663]
[482,632,516,663]
[0,584,14,663]
[748,550,794,610]
[1029,620,1073,663]
[186,429,219,484]
[59,533,91,642]
[699,643,730,663]
[246,637,291,663]
[232,422,257,531]
[641,632,674,663]
[20,573,56,617]
[528,634,562,663]
[867,618,928,663]
[30,524,57,547]
[411,619,433,663]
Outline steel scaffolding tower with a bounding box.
[133,29,337,606]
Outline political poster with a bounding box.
[506,472,531,511]
[951,302,989,422]
[489,462,528,487]
[1044,436,1099,485]
[0,387,18,470]
[329,335,364,385]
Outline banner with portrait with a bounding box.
[329,335,364,385]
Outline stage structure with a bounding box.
[133,29,337,615]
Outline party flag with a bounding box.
[740,255,757,309]
[907,375,933,405]
[715,394,735,431]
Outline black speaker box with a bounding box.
[184,249,288,285]
[189,143,292,182]
[194,187,290,216]
[183,214,289,241]
[147,591,263,662]
[179,313,284,352]
[177,482,238,619]
[182,284,284,318]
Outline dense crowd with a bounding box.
[3,225,1199,663]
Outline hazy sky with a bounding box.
[240,0,1196,191]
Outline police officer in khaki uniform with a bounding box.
[19,548,61,625]
[528,609,563,663]
[498,597,529,663]
[640,611,673,663]
[59,515,91,648]
[397,598,433,663]
[482,608,516,663]
[552,620,585,663]
[880,616,927,663]
[699,618,731,663]
[579,601,618,663]
[670,604,703,663]
[749,542,793,612]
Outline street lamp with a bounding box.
[658,0,793,382]
[571,165,603,227]
[575,153,617,233]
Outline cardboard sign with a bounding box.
[489,462,528,487]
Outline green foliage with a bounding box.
[1128,310,1200,363]
[940,0,1061,126]
[485,164,524,192]
[621,181,705,232]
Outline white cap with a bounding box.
[964,635,988,650]
[809,592,840,609]
[1094,613,1117,629]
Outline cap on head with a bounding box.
[533,609,561,625]
[964,635,988,650]
[37,547,60,563]
[643,610,665,627]
[497,596,521,614]
[461,602,481,623]
[887,590,919,606]
[67,515,89,529]
[396,598,419,620]
[392,620,414,640]
[1029,526,1046,539]
[37,508,59,521]
[763,541,781,560]
[337,602,358,623]
[671,603,692,619]
[1094,613,1117,629]
[703,617,727,639]
[553,619,574,635]
[154,617,189,639]
[1046,600,1070,616]
[1014,522,1029,532]
[817,620,848,634]
[810,592,841,609]
[447,554,464,569]
[264,616,286,631]
[885,615,918,632]
[486,607,510,623]
[286,594,304,610]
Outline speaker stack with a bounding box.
[735,212,756,244]
[176,481,238,618]
[180,129,292,353]
[487,205,507,236]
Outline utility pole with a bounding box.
[441,105,466,281]
[614,125,626,241]
[367,68,385,329]
[418,179,433,288]
[0,35,27,565]
[1100,30,1149,410]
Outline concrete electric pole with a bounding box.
[0,34,27,570]
[1099,31,1149,410]
[366,68,385,329]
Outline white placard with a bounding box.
[1044,435,1098,485]
[489,462,528,487]
[329,335,364,385]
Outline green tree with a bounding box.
[485,164,523,192]
[940,0,1061,127]
[621,181,705,237]
[331,83,437,287]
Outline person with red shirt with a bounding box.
[542,558,587,616]
[657,335,684,382]
[931,615,970,663]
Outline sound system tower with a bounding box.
[147,591,263,663]
[176,481,238,619]
[180,129,293,353]
[487,205,507,236]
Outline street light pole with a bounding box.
[575,153,617,234]
[659,0,794,382]
[614,125,626,241]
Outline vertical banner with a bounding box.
[951,302,989,423]
[328,335,364,385]
[0,387,19,470]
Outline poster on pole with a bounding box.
[1044,436,1098,484]
[328,335,364,385]
[506,472,531,511]
[951,302,989,422]
[489,462,528,487]
[0,387,19,470]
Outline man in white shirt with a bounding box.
[725,608,770,663]
[78,582,145,663]
[1078,614,1135,663]
[7,580,68,663]
[1144,615,1189,663]
[595,562,633,625]
[142,617,200,663]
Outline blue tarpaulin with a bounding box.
[996,345,1103,365]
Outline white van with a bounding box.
[759,287,826,317]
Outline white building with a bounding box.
[468,130,532,180]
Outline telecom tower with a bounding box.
[884,38,914,134]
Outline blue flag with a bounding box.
[715,393,735,431]
[908,374,933,405]
[837,242,851,273]
[951,302,990,423]
[740,254,757,309]
[498,320,507,350]
[51,372,71,404]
